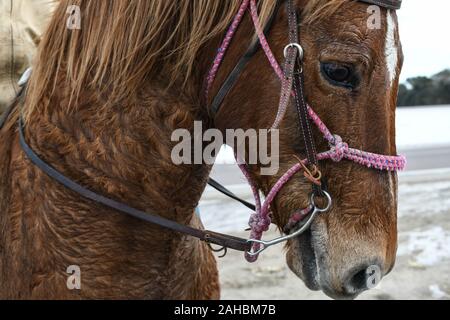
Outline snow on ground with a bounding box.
[215,145,236,165]
[429,285,448,299]
[396,105,450,149]
[397,226,450,267]
[398,179,450,217]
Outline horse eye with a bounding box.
[320,62,359,89]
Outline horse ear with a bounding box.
[24,27,41,47]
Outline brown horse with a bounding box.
[0,0,403,299]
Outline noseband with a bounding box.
[10,0,404,262]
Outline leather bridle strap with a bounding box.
[270,0,321,195]
[209,0,282,116]
[359,0,402,10]
[205,1,283,212]
[208,178,256,211]
[286,1,320,187]
[17,118,252,253]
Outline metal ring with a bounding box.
[310,191,332,213]
[283,43,304,60]
[246,191,332,258]
[246,240,268,257]
[246,205,319,257]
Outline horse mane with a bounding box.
[23,0,278,121]
[23,0,351,122]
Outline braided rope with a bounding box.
[205,0,250,101]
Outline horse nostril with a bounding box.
[344,264,382,295]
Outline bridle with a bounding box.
[3,0,404,262]
[205,0,404,261]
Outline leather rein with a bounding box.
[3,0,403,261]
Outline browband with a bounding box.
[358,0,402,10]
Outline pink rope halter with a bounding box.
[206,0,406,262]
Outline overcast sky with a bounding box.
[397,0,450,82]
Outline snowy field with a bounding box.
[199,105,450,300]
[396,105,450,149]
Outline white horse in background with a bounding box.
[0,0,55,113]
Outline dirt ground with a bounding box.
[210,170,450,300]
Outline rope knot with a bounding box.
[330,134,348,162]
[249,213,271,233]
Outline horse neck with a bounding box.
[27,76,212,221]
[5,77,217,298]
